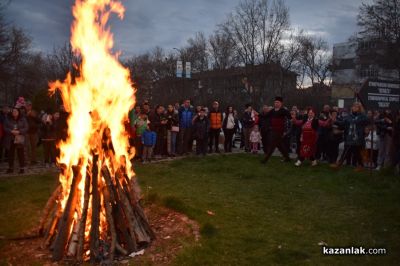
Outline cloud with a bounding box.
[5,0,367,56]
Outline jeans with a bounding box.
[208,128,221,151]
[243,127,253,151]
[142,146,153,161]
[43,140,56,164]
[27,133,38,163]
[168,130,178,155]
[223,128,235,152]
[8,142,25,170]
[377,135,392,167]
[178,127,192,155]
[196,138,208,155]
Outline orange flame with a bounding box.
[49,0,135,239]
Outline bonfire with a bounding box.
[39,0,154,262]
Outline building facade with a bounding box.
[142,63,297,110]
[332,39,399,109]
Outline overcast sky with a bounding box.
[5,0,368,57]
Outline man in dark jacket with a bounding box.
[178,99,194,155]
[151,105,168,157]
[166,104,179,156]
[262,96,291,164]
[25,101,41,165]
[242,104,255,152]
[193,108,209,156]
[258,105,271,154]
[315,105,331,161]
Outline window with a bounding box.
[359,67,378,78]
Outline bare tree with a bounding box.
[219,0,290,66]
[125,47,177,102]
[46,42,81,82]
[0,25,32,103]
[277,29,303,89]
[220,0,260,65]
[298,35,332,86]
[357,0,400,78]
[180,32,209,72]
[257,0,290,64]
[208,30,237,69]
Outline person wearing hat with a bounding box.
[261,96,291,164]
[208,101,223,153]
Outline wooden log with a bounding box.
[116,177,150,244]
[66,220,80,257]
[133,203,156,241]
[51,165,82,261]
[115,243,128,256]
[89,154,100,263]
[120,171,155,241]
[102,186,116,260]
[39,185,61,235]
[101,166,137,253]
[43,203,61,248]
[123,173,141,203]
[76,169,91,261]
[121,178,155,241]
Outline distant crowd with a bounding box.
[1,96,399,174]
[127,97,400,173]
[0,97,68,174]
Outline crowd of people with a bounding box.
[0,97,68,174]
[127,97,400,173]
[0,96,399,174]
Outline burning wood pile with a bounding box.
[38,0,154,262]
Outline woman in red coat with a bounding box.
[291,108,331,166]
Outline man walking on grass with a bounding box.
[261,96,291,164]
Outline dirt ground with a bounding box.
[0,204,200,265]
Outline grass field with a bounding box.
[0,154,399,265]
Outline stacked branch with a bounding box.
[39,152,154,263]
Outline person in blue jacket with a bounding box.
[332,102,368,171]
[178,99,194,155]
[141,126,157,163]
